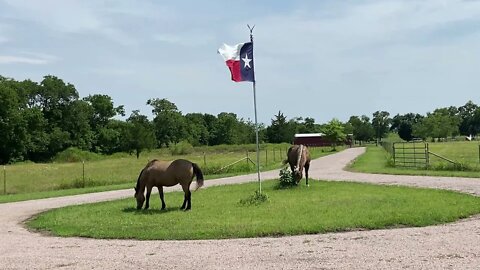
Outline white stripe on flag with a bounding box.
[217,43,245,61]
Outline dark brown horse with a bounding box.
[134,159,204,211]
[284,144,311,186]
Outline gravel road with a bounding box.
[1,147,480,269]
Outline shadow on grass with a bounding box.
[122,207,186,215]
[273,183,299,190]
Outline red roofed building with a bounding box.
[293,133,353,147]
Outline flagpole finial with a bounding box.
[247,24,255,42]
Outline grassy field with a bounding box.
[27,179,480,240]
[0,144,343,202]
[428,141,480,168]
[349,145,480,178]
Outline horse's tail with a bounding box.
[192,162,204,190]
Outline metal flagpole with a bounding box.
[248,24,261,193]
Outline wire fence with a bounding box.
[381,141,480,170]
[1,146,305,195]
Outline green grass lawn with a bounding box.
[0,144,343,203]
[349,145,480,178]
[27,180,480,240]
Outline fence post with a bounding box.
[265,149,268,165]
[392,143,396,167]
[246,151,250,168]
[273,148,276,162]
[3,165,6,195]
[203,152,206,166]
[426,143,430,168]
[82,160,85,188]
[413,142,417,168]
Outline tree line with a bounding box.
[0,75,319,164]
[346,100,480,145]
[1,75,479,164]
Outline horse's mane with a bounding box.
[135,159,159,193]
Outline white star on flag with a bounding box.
[242,53,252,68]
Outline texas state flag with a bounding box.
[218,42,255,82]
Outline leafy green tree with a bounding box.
[295,117,320,134]
[96,120,127,154]
[63,100,94,150]
[322,118,346,150]
[210,112,239,145]
[148,98,187,147]
[83,94,125,151]
[266,111,296,143]
[38,75,79,129]
[84,94,125,130]
[202,113,218,146]
[0,83,28,163]
[185,113,210,146]
[348,115,374,144]
[22,107,50,161]
[372,111,391,144]
[458,100,478,136]
[303,117,316,132]
[472,108,480,136]
[413,109,460,141]
[123,111,156,158]
[390,113,424,141]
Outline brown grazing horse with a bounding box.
[134,159,204,211]
[284,144,311,186]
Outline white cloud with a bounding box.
[1,0,137,46]
[3,0,102,33]
[0,56,47,65]
[0,52,57,65]
[2,0,480,123]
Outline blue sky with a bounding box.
[1,0,480,125]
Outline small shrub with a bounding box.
[239,190,269,206]
[386,155,395,168]
[169,141,194,155]
[278,166,296,188]
[53,148,102,163]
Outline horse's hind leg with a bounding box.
[145,185,153,209]
[180,184,192,211]
[158,186,166,210]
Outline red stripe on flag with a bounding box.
[226,60,242,82]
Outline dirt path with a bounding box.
[1,147,480,269]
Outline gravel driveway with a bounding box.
[1,147,480,269]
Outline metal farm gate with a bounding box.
[392,142,429,168]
